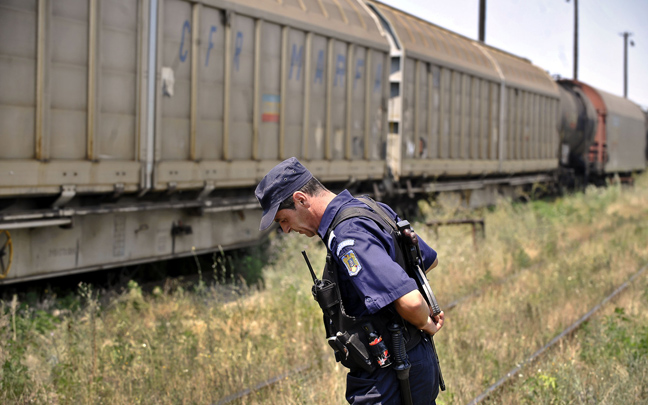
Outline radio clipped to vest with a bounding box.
[302,250,339,319]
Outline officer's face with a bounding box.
[274,204,318,237]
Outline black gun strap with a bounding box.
[326,208,389,242]
[324,196,397,245]
[356,196,399,232]
[325,197,410,280]
[326,205,404,271]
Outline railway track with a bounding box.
[467,263,648,404]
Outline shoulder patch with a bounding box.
[341,250,362,276]
[336,239,355,256]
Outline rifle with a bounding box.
[396,220,446,391]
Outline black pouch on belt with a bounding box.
[334,331,375,373]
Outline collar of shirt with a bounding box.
[317,189,355,240]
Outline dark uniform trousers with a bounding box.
[345,334,440,405]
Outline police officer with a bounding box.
[256,157,444,404]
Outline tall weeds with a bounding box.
[1,174,647,403]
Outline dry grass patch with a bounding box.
[1,174,648,404]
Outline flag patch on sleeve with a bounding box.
[341,250,362,276]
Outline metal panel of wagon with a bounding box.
[365,1,560,180]
[152,0,390,192]
[0,0,144,198]
[0,0,391,283]
[595,88,645,174]
[484,47,560,174]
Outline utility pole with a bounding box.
[566,0,578,80]
[479,0,486,42]
[620,32,634,98]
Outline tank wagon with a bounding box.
[557,80,646,182]
[556,80,598,180]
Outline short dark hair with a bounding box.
[277,177,327,211]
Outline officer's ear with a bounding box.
[293,191,309,208]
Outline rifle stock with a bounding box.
[396,220,442,316]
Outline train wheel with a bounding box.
[0,230,13,279]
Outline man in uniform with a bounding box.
[256,157,444,404]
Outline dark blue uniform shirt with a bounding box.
[317,190,437,318]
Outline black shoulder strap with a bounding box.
[324,196,398,248]
[356,196,398,232]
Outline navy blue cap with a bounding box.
[255,157,313,231]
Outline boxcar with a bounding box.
[0,0,391,283]
[366,1,561,183]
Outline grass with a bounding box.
[495,276,648,404]
[1,173,648,404]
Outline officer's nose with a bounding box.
[280,223,290,233]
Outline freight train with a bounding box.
[0,0,645,284]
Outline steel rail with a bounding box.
[467,263,648,405]
[214,363,311,405]
[444,260,540,312]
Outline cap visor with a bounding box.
[259,203,280,231]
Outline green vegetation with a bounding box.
[1,174,647,404]
[496,278,648,405]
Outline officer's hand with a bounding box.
[427,311,444,336]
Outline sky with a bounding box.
[378,0,648,110]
